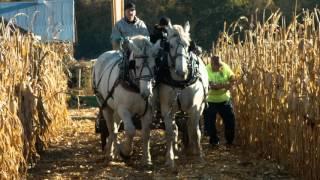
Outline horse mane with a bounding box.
[171,25,191,46]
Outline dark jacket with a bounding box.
[150,24,167,44]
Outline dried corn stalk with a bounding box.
[0,21,71,179]
[215,8,320,180]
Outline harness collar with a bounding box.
[157,51,200,89]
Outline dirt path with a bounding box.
[28,108,296,179]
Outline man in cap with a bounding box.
[110,2,149,50]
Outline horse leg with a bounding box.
[117,107,135,158]
[162,110,176,168]
[100,118,108,151]
[172,120,179,153]
[141,111,152,166]
[176,116,188,151]
[102,107,116,162]
[186,107,203,160]
[112,113,122,160]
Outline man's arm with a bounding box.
[209,75,236,90]
[110,23,122,50]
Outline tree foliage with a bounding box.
[74,0,112,59]
[3,0,319,59]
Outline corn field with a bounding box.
[0,21,70,179]
[216,9,320,179]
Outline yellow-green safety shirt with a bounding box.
[206,62,234,103]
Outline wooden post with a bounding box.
[112,0,124,27]
[77,68,82,109]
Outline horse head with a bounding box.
[166,21,191,80]
[127,35,161,99]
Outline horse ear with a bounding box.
[165,21,174,37]
[184,21,190,33]
[128,39,143,55]
[165,27,174,38]
[168,20,173,29]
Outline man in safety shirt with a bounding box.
[204,55,236,146]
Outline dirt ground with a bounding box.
[28,108,296,180]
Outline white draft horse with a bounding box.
[158,22,209,168]
[92,36,160,166]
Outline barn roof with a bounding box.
[0,0,75,42]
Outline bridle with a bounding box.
[167,36,190,69]
[130,48,156,90]
[130,48,155,117]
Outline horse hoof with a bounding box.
[143,161,153,170]
[103,157,112,165]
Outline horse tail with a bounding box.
[91,59,98,94]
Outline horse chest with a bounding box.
[166,88,194,111]
[112,87,146,113]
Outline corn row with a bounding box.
[0,21,70,179]
[215,9,320,180]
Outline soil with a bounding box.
[28,108,296,180]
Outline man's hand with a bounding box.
[209,82,233,90]
[121,37,132,52]
[123,37,131,44]
[209,82,224,90]
[208,74,236,90]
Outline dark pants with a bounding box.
[203,100,235,145]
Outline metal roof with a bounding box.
[0,0,75,42]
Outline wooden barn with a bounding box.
[0,0,75,43]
